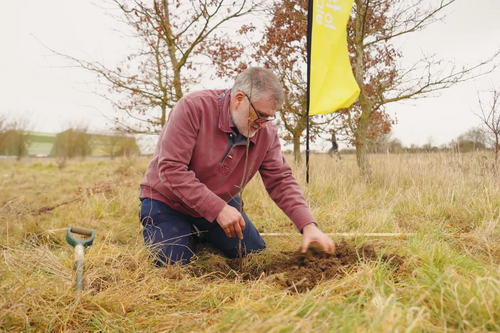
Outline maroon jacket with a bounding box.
[140,89,316,231]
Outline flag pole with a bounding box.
[306,0,313,184]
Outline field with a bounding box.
[1,152,500,332]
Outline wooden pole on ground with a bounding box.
[260,233,475,238]
[260,233,416,237]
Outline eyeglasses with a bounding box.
[242,92,276,123]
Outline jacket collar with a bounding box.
[218,89,258,144]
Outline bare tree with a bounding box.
[4,116,34,161]
[54,124,93,169]
[116,135,140,157]
[102,132,123,160]
[463,127,486,148]
[57,0,262,133]
[0,115,9,155]
[422,136,436,152]
[367,132,393,154]
[474,86,500,170]
[455,127,486,152]
[101,131,139,159]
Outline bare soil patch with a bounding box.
[189,239,405,292]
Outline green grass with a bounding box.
[1,152,500,332]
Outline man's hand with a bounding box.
[216,205,246,240]
[301,223,335,254]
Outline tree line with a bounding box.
[0,118,138,168]
[51,0,499,177]
[339,127,490,155]
[0,115,33,162]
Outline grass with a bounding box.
[1,152,500,332]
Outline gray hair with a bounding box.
[231,67,284,107]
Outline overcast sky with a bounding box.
[1,0,499,150]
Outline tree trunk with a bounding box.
[355,113,371,178]
[293,135,302,163]
[161,103,167,127]
[495,133,499,171]
[353,0,372,179]
[162,0,183,127]
[16,136,23,161]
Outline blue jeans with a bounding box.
[139,196,266,265]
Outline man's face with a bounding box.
[231,92,277,138]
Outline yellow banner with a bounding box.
[309,0,359,116]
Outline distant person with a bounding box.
[139,67,335,265]
[329,132,342,161]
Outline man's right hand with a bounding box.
[216,205,245,240]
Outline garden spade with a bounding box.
[66,225,95,291]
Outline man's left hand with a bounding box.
[301,223,336,254]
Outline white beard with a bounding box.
[231,108,260,138]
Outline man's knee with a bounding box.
[149,243,195,266]
[142,223,196,266]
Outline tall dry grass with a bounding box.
[1,152,499,332]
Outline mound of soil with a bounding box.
[189,239,405,292]
[271,240,404,292]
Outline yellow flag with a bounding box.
[308,0,359,116]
